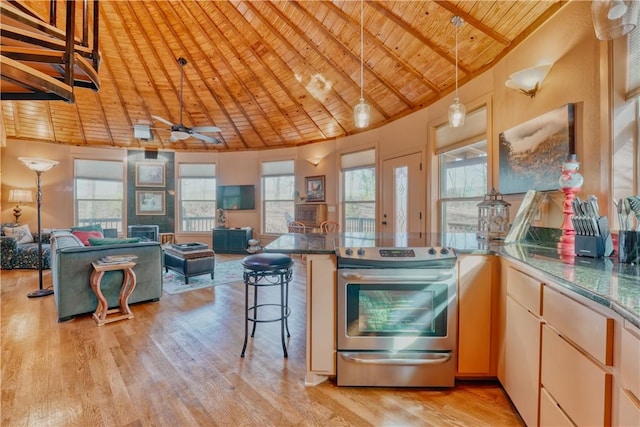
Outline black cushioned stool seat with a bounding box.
[241,253,294,357]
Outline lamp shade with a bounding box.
[18,157,59,173]
[8,189,33,203]
[505,64,553,96]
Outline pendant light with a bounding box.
[448,15,465,128]
[354,0,370,128]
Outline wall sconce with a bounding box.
[306,157,323,167]
[505,64,553,98]
[8,189,33,223]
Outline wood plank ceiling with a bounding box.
[1,0,567,152]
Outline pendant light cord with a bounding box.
[454,16,460,98]
[360,0,364,100]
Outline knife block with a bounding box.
[574,216,614,258]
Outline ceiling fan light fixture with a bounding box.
[172,130,190,140]
[449,16,465,128]
[354,0,370,129]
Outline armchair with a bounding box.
[1,223,51,269]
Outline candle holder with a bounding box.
[557,155,583,255]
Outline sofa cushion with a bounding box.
[2,224,34,244]
[88,237,141,246]
[72,230,104,245]
[52,232,85,249]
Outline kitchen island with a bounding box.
[265,231,640,424]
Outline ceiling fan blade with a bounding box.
[152,115,175,127]
[191,126,221,133]
[191,132,220,144]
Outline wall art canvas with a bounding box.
[305,175,325,202]
[498,104,574,195]
[136,162,165,187]
[136,191,165,215]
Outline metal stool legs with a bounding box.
[240,265,292,358]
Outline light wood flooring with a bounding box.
[1,254,524,426]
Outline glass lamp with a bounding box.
[477,188,511,240]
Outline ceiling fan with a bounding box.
[152,57,222,144]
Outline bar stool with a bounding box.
[240,253,294,357]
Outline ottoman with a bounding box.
[163,244,215,284]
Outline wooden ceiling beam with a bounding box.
[286,1,406,115]
[433,1,511,46]
[230,1,345,139]
[325,1,441,96]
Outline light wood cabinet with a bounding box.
[457,255,496,376]
[305,254,337,385]
[618,322,640,425]
[540,386,573,427]
[502,265,544,427]
[541,324,612,426]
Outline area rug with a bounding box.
[162,260,244,295]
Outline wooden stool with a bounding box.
[90,261,137,326]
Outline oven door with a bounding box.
[337,268,457,352]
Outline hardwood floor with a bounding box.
[1,255,524,426]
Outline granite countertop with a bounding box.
[264,232,640,328]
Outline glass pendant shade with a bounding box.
[448,98,466,128]
[354,98,371,128]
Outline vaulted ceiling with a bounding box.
[1,0,567,152]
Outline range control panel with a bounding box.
[336,246,455,261]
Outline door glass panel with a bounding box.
[395,166,408,246]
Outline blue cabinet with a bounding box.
[212,227,252,254]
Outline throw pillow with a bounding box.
[2,224,34,244]
[71,224,103,233]
[72,230,104,246]
[88,237,141,246]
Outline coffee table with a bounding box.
[163,243,215,284]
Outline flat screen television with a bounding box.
[216,185,255,210]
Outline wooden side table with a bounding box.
[90,261,137,326]
[159,233,175,245]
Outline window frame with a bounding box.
[177,163,217,233]
[74,159,125,232]
[261,160,295,235]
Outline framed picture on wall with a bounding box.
[135,191,165,215]
[305,175,325,202]
[136,162,165,187]
[498,103,575,195]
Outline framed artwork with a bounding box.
[135,191,165,215]
[498,103,575,195]
[305,175,325,202]
[135,162,165,187]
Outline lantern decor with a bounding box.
[557,154,584,255]
[477,188,511,240]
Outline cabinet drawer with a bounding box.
[618,388,640,427]
[621,322,640,400]
[506,267,542,316]
[540,386,573,427]
[543,286,613,365]
[542,325,612,426]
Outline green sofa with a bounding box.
[50,230,163,322]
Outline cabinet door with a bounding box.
[541,325,611,426]
[457,255,493,375]
[229,230,247,252]
[306,254,336,380]
[213,230,229,251]
[540,386,573,427]
[504,295,543,427]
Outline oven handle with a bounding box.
[339,352,452,365]
[340,272,453,282]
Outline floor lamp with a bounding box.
[19,157,59,298]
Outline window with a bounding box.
[262,160,295,234]
[74,159,124,232]
[612,25,639,226]
[179,163,216,232]
[342,149,376,233]
[436,107,488,246]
